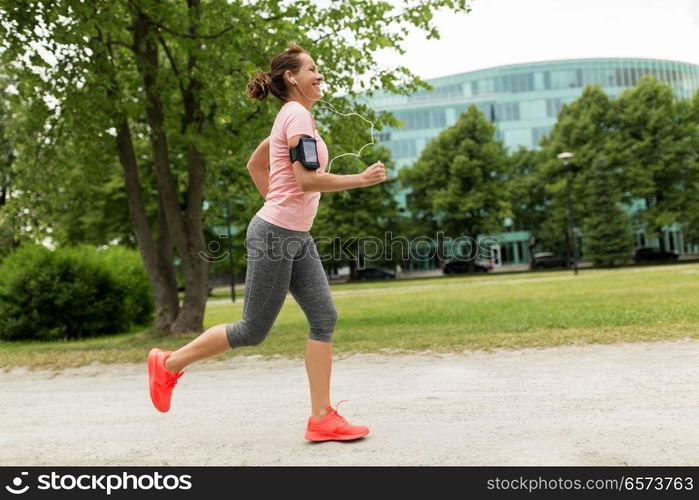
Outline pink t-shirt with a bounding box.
[255,100,328,231]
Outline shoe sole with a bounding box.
[304,429,370,442]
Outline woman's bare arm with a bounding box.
[247,164,269,199]
[294,165,365,193]
[247,136,271,199]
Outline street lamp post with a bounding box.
[216,177,237,303]
[557,151,578,275]
[224,195,236,302]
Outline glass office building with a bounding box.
[359,58,699,269]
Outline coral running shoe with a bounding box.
[305,400,370,442]
[148,348,185,413]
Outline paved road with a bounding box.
[1,338,697,466]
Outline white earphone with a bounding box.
[288,75,376,174]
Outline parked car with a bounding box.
[442,259,492,274]
[356,267,396,280]
[631,247,679,263]
[530,252,567,270]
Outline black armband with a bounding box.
[289,136,320,170]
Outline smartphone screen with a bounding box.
[303,138,318,163]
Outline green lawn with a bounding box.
[2,263,698,371]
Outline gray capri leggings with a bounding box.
[225,214,337,348]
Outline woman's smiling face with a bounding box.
[287,52,324,102]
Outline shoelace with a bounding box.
[159,369,184,390]
[331,399,349,418]
[166,372,184,388]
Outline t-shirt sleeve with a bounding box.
[285,105,315,142]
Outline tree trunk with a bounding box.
[114,116,179,334]
[172,0,210,333]
[349,259,358,281]
[133,13,208,334]
[154,194,180,331]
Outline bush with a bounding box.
[0,243,153,341]
[98,245,154,325]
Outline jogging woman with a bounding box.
[147,42,387,442]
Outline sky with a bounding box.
[372,0,699,80]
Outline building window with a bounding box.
[546,98,562,117]
[494,102,520,121]
[629,67,641,86]
[501,242,512,264]
[551,70,578,89]
[408,83,463,103]
[636,232,646,247]
[473,101,496,121]
[534,72,546,90]
[480,78,495,95]
[519,100,547,120]
[601,68,616,86]
[667,230,677,251]
[581,68,599,86]
[618,67,625,86]
[391,109,447,131]
[390,139,417,159]
[494,73,533,93]
[376,132,391,142]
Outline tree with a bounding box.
[506,146,550,233]
[0,0,473,334]
[400,104,511,271]
[676,89,699,246]
[610,75,695,252]
[580,156,634,267]
[536,85,614,261]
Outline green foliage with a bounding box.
[0,243,153,341]
[581,158,634,266]
[98,245,154,324]
[506,146,550,233]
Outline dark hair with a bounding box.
[246,42,308,103]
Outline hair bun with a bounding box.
[246,69,271,100]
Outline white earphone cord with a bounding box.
[292,78,376,174]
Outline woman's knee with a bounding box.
[308,305,337,343]
[225,320,271,348]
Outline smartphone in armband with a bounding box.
[289,136,320,170]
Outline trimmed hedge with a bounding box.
[0,243,154,341]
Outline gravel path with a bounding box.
[1,338,697,466]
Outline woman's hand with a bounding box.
[360,161,387,187]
